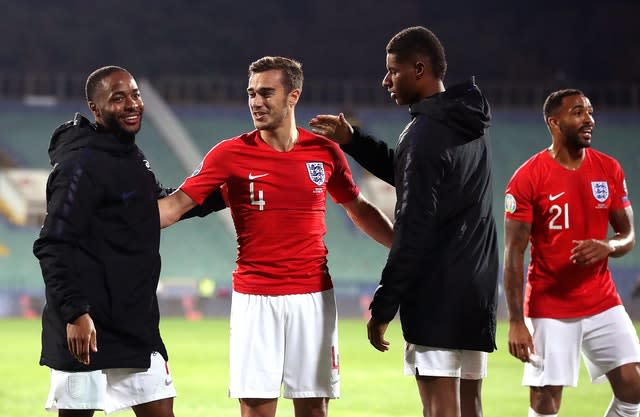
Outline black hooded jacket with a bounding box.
[343,80,499,351]
[34,113,224,371]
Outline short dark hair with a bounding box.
[543,89,585,121]
[248,56,303,92]
[85,66,129,101]
[386,26,447,80]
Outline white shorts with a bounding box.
[404,344,488,380]
[229,289,340,399]
[45,370,107,411]
[45,351,176,414]
[523,305,640,387]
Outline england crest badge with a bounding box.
[591,181,609,202]
[306,162,325,186]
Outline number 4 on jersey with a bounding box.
[249,181,265,210]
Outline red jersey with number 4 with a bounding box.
[504,148,630,318]
[179,128,359,295]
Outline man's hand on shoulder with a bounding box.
[309,113,354,145]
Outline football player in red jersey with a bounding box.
[504,89,640,417]
[159,56,393,417]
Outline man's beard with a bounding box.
[102,112,140,140]
[561,125,591,149]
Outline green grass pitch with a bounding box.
[0,318,622,416]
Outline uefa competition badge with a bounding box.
[591,181,609,203]
[306,162,325,186]
[504,193,517,214]
[190,161,203,178]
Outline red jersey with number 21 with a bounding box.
[504,148,630,318]
[179,128,359,296]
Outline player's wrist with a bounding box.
[508,316,526,325]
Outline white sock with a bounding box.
[604,397,640,417]
[528,407,557,417]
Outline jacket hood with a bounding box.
[48,113,136,165]
[409,78,491,141]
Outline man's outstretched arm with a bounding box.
[341,192,394,248]
[158,190,198,228]
[311,113,395,185]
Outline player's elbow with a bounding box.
[158,202,183,228]
[613,234,636,258]
[159,214,177,229]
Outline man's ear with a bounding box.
[289,88,301,106]
[547,116,559,129]
[88,101,99,117]
[415,61,425,80]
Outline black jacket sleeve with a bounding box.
[340,126,395,185]
[33,160,95,323]
[156,183,227,219]
[183,188,226,218]
[369,126,443,322]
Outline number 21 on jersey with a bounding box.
[549,203,569,230]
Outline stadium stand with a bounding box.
[1,99,638,316]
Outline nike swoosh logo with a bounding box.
[248,173,269,180]
[165,378,173,386]
[549,192,565,201]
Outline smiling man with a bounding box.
[34,66,225,417]
[158,56,394,417]
[503,89,640,417]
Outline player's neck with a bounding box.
[547,143,585,170]
[415,80,445,102]
[259,118,299,152]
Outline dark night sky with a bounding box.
[2,0,639,83]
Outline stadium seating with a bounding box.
[1,100,638,298]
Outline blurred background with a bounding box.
[1,0,639,319]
